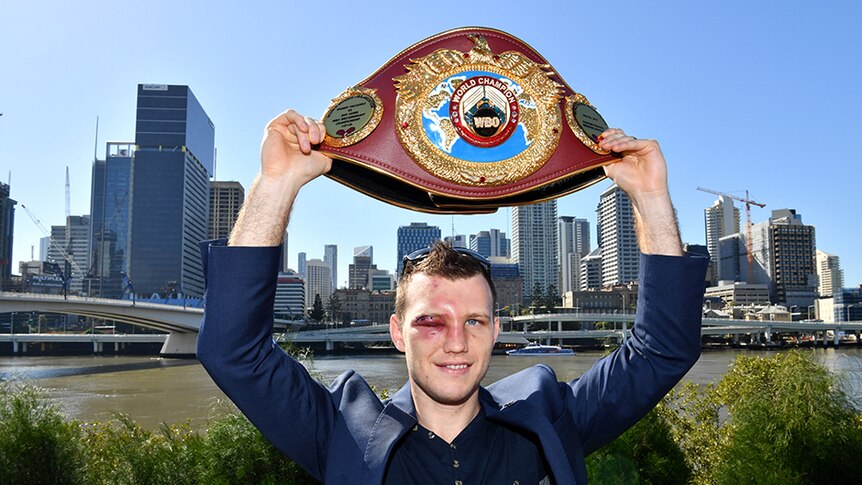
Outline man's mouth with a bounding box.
[442,363,469,370]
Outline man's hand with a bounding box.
[229,109,332,247]
[260,109,332,185]
[599,129,683,256]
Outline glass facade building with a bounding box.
[396,222,441,276]
[128,84,214,297]
[89,143,133,298]
[0,182,15,289]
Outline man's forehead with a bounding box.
[403,273,493,308]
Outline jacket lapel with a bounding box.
[363,383,417,482]
[480,388,577,484]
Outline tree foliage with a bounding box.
[309,293,326,323]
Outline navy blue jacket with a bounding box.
[197,242,707,484]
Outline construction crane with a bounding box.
[20,204,85,296]
[697,186,766,283]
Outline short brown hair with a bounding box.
[395,241,496,320]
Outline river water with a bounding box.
[1,348,860,430]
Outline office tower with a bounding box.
[39,237,50,261]
[298,252,307,278]
[48,216,90,295]
[579,248,602,290]
[324,244,338,289]
[444,235,467,248]
[597,185,638,286]
[512,200,558,304]
[816,250,844,298]
[369,268,396,291]
[747,209,817,306]
[396,222,441,276]
[0,182,15,290]
[89,142,134,298]
[128,84,215,297]
[280,230,290,273]
[275,271,305,320]
[469,228,509,258]
[704,196,740,284]
[209,181,244,240]
[305,259,332,308]
[558,216,590,294]
[349,245,374,289]
[489,262,522,314]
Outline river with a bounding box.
[2,348,861,430]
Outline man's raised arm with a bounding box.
[598,129,682,256]
[229,109,331,246]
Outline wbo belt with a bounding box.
[319,26,620,214]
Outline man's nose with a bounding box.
[443,322,468,353]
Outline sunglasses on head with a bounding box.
[403,246,492,272]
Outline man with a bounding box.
[197,110,708,484]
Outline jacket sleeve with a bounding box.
[195,240,335,480]
[568,252,708,455]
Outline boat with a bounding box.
[506,343,576,356]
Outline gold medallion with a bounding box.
[322,87,383,148]
[565,93,610,155]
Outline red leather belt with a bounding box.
[320,26,619,214]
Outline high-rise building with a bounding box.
[396,222,441,276]
[469,228,509,259]
[558,216,590,294]
[324,244,338,289]
[0,182,16,290]
[444,235,467,248]
[704,196,740,284]
[489,262,522,314]
[597,185,638,287]
[128,84,214,297]
[89,142,134,298]
[305,258,332,309]
[275,271,305,320]
[369,268,396,291]
[349,245,374,289]
[746,209,817,306]
[48,215,91,295]
[816,250,844,298]
[512,200,558,304]
[280,230,290,273]
[579,247,603,290]
[298,252,307,278]
[209,181,244,240]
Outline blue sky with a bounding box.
[1,0,860,288]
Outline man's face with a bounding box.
[390,272,499,407]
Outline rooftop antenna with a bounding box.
[94,116,99,161]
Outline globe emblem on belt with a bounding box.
[449,75,520,148]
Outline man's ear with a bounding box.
[493,316,500,343]
[390,313,405,352]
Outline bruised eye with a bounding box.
[414,315,441,326]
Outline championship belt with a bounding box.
[319,27,619,214]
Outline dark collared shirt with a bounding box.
[383,409,551,484]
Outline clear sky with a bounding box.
[1,0,860,289]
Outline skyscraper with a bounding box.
[579,248,603,290]
[816,250,844,298]
[305,259,332,309]
[558,216,590,294]
[324,244,338,289]
[396,223,441,276]
[128,84,214,297]
[49,215,90,295]
[512,200,558,304]
[597,185,638,286]
[298,252,307,278]
[209,181,244,240]
[0,182,16,290]
[469,228,509,258]
[349,245,374,289]
[747,209,817,306]
[89,142,134,298]
[704,196,740,284]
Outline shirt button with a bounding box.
[453,459,460,468]
[513,481,520,485]
[428,431,436,439]
[455,481,462,485]
[450,443,457,450]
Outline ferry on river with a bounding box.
[506,343,576,356]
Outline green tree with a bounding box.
[309,294,326,323]
[531,282,545,314]
[544,284,558,314]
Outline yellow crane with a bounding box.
[697,187,766,283]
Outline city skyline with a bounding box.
[2,1,860,288]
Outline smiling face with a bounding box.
[390,272,499,409]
